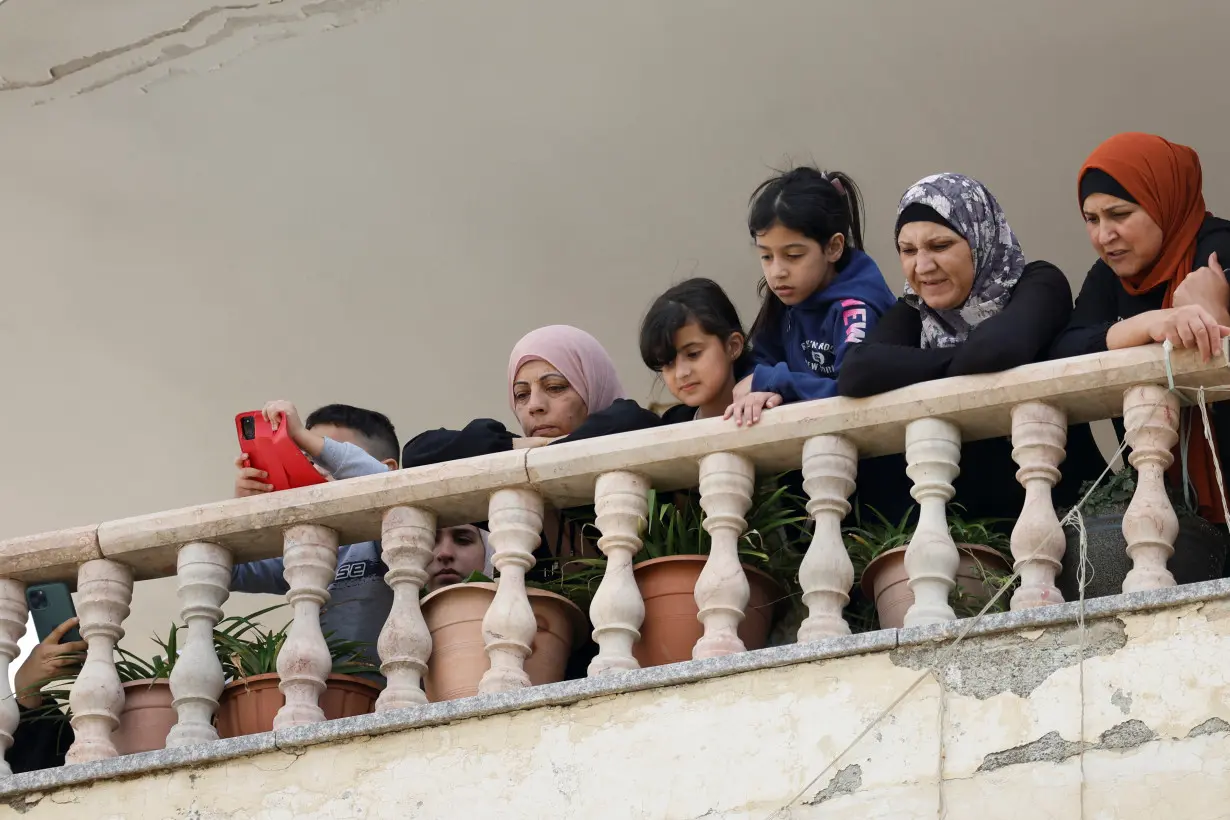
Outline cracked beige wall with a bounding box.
[7,599,1230,818]
[2,0,1228,654]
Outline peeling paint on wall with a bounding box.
[890,618,1127,699]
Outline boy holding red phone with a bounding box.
[230,402,492,673]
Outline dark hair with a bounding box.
[746,166,865,341]
[305,404,400,464]
[639,278,750,373]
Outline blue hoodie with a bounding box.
[750,249,896,402]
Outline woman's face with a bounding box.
[897,222,976,310]
[1082,193,1165,278]
[756,223,844,305]
[426,525,486,591]
[660,322,743,410]
[512,359,589,437]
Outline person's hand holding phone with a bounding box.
[234,454,274,497]
[262,400,326,459]
[15,618,86,709]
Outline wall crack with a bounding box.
[977,719,1158,773]
[0,0,392,100]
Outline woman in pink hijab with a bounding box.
[507,324,629,440]
[402,324,661,468]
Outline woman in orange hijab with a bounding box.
[1051,132,1230,523]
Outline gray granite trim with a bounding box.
[897,577,1230,647]
[274,628,899,748]
[0,731,277,799]
[3,577,1228,800]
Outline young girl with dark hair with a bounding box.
[726,166,896,425]
[639,277,752,423]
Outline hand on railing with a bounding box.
[724,374,783,427]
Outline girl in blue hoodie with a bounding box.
[725,167,897,426]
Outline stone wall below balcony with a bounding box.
[5,581,1230,819]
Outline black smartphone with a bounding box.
[26,583,82,644]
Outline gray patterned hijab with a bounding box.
[898,173,1026,349]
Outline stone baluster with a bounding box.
[694,452,755,659]
[0,580,27,776]
[376,506,436,712]
[903,419,962,627]
[479,489,544,694]
[167,542,232,748]
[273,524,339,730]
[67,559,134,764]
[798,435,858,641]
[1010,403,1068,609]
[588,471,650,675]
[1122,385,1180,592]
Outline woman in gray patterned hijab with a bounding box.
[897,173,1027,349]
[837,172,1082,546]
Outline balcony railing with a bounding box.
[1,342,1227,776]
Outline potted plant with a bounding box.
[11,626,182,758]
[110,625,181,755]
[621,478,809,668]
[846,505,1015,630]
[419,567,590,702]
[213,609,383,738]
[1057,468,1230,600]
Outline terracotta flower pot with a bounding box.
[112,678,176,755]
[860,544,1012,629]
[632,555,782,668]
[420,582,587,702]
[215,672,382,738]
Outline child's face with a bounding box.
[661,322,742,410]
[426,525,487,591]
[756,223,845,305]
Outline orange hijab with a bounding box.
[1079,132,1221,522]
[1078,132,1208,307]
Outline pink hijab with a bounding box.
[507,325,626,415]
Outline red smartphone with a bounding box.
[235,411,328,492]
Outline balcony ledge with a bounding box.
[5,576,1230,809]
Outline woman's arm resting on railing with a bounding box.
[949,261,1073,376]
[837,300,953,397]
[1048,262,1120,359]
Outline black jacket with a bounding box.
[401,399,664,468]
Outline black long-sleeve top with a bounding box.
[833,261,1094,524]
[1048,215,1230,359]
[838,261,1073,398]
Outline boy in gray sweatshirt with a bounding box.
[231,401,492,673]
